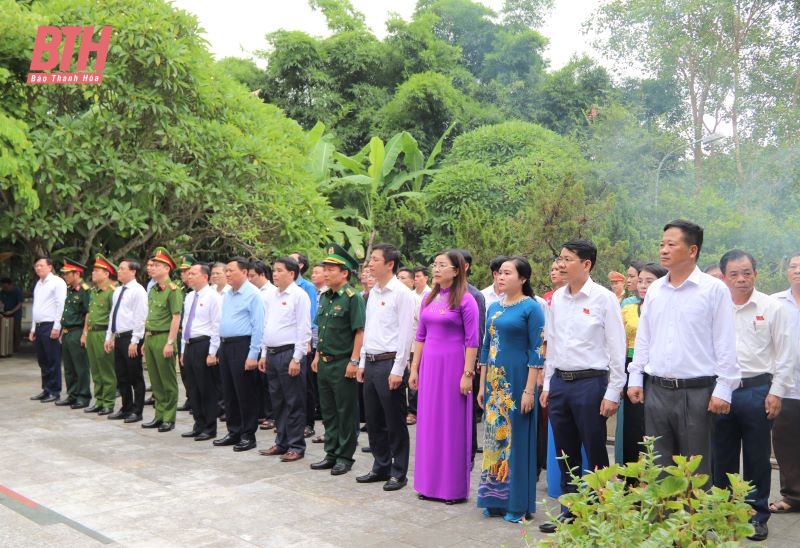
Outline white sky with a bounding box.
[171,0,603,70]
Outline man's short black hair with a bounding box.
[456,249,473,275]
[34,256,53,266]
[372,243,401,274]
[398,267,413,277]
[489,255,509,273]
[193,263,211,279]
[562,238,597,270]
[275,256,301,281]
[121,259,141,274]
[413,265,429,277]
[720,249,757,274]
[664,219,704,260]
[250,260,272,278]
[228,256,251,271]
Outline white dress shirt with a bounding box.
[105,280,148,344]
[772,288,800,400]
[731,289,795,397]
[261,282,311,363]
[543,277,626,403]
[629,267,740,402]
[31,272,67,332]
[181,285,222,356]
[360,276,417,377]
[481,284,504,307]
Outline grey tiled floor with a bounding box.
[1,348,798,546]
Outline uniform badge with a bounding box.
[582,308,590,315]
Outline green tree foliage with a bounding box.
[216,57,263,92]
[2,0,336,263]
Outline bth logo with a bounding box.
[27,26,113,85]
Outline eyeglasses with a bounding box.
[554,256,581,265]
[429,263,455,271]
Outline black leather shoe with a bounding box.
[310,458,336,470]
[213,433,240,446]
[123,413,142,423]
[70,401,89,409]
[361,446,372,453]
[539,513,574,534]
[41,394,59,403]
[181,430,200,438]
[108,410,127,420]
[383,477,408,491]
[356,471,390,484]
[233,438,256,452]
[84,404,101,413]
[97,407,113,416]
[158,421,174,432]
[177,400,191,411]
[141,419,163,428]
[748,521,768,541]
[331,463,352,476]
[194,432,215,441]
[30,391,47,400]
[55,398,75,406]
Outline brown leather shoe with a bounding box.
[258,445,286,456]
[280,450,304,462]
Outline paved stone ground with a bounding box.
[1,346,798,547]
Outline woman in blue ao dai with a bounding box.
[477,257,546,523]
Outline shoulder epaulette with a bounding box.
[81,282,90,290]
[344,287,356,297]
[169,282,178,291]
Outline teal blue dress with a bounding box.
[477,298,545,517]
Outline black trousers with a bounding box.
[114,333,144,415]
[183,338,218,436]
[258,369,273,420]
[266,348,307,453]
[219,339,259,440]
[33,322,61,396]
[304,347,317,428]
[363,358,410,479]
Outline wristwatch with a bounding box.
[463,370,475,378]
[349,359,359,366]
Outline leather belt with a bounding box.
[185,335,211,345]
[220,335,250,344]
[62,325,83,329]
[739,373,772,389]
[115,330,133,339]
[89,325,108,331]
[366,352,396,362]
[145,330,169,336]
[267,344,294,355]
[35,321,54,327]
[62,326,81,334]
[555,368,607,381]
[319,352,350,363]
[650,375,716,389]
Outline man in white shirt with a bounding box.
[180,263,222,441]
[713,250,795,541]
[480,255,508,307]
[29,257,68,403]
[539,239,626,532]
[628,220,739,480]
[249,260,275,429]
[412,266,431,298]
[257,257,311,462]
[356,244,416,491]
[103,259,149,422]
[770,252,800,515]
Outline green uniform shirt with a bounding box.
[316,283,366,356]
[145,281,183,331]
[62,282,90,327]
[86,283,115,328]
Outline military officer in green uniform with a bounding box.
[309,244,366,476]
[82,254,118,415]
[142,247,183,432]
[57,259,92,409]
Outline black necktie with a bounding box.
[111,286,127,333]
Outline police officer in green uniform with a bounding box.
[57,259,92,409]
[142,247,183,432]
[309,244,366,476]
[82,254,118,415]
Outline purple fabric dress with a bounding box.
[414,287,479,500]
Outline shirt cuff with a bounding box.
[603,388,620,404]
[711,382,733,403]
[390,363,405,377]
[768,382,786,398]
[628,372,644,388]
[292,351,304,362]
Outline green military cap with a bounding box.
[321,243,359,272]
[93,253,117,277]
[150,246,176,271]
[60,258,87,274]
[178,254,196,271]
